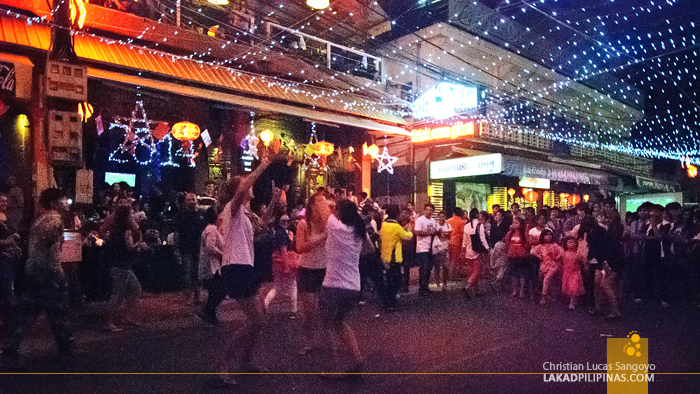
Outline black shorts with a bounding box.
[221,264,261,300]
[297,267,326,293]
[319,287,360,326]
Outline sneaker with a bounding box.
[103,324,124,333]
[212,374,239,387]
[461,288,471,300]
[0,351,20,372]
[196,311,220,326]
[240,364,270,373]
[298,346,312,356]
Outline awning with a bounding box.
[501,155,623,190]
[0,14,409,135]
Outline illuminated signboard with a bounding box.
[411,121,481,143]
[411,82,478,120]
[430,153,502,179]
[519,177,551,189]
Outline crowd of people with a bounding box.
[4,163,700,381]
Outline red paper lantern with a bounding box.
[524,190,539,203]
[171,121,200,141]
[568,194,582,206]
[153,122,170,140]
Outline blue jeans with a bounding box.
[416,252,434,294]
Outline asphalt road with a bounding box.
[2,285,699,394]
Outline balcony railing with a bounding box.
[265,21,383,83]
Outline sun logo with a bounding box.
[624,331,642,357]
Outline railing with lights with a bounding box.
[265,21,383,82]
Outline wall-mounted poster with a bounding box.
[455,182,491,212]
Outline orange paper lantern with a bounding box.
[522,188,530,195]
[543,191,550,200]
[507,188,516,197]
[524,190,539,203]
[314,141,335,157]
[171,121,200,141]
[259,129,274,147]
[568,194,582,206]
[560,193,568,201]
[583,194,590,202]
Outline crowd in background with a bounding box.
[4,167,700,379]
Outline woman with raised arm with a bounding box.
[212,155,272,387]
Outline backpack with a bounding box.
[470,223,488,253]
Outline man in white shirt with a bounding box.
[414,203,437,296]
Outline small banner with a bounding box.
[201,129,212,147]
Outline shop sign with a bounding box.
[411,121,481,143]
[502,160,623,190]
[519,177,551,189]
[411,82,478,120]
[635,176,680,193]
[430,153,502,179]
[0,61,16,97]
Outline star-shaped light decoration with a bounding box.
[109,100,159,165]
[241,111,260,159]
[376,146,398,175]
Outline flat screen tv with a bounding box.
[105,172,136,187]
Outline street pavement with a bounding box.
[2,282,699,394]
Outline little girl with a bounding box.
[531,229,564,305]
[561,237,585,310]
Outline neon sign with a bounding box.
[411,121,481,143]
[411,82,478,120]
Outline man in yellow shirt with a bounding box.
[379,204,413,311]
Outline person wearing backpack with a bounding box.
[461,208,490,298]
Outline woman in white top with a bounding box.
[462,209,490,298]
[213,156,271,387]
[198,207,224,325]
[432,210,452,291]
[320,199,366,375]
[295,192,330,355]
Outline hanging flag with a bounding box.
[96,114,104,136]
[201,129,212,147]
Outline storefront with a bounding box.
[427,149,624,215]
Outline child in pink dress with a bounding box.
[561,237,585,310]
[531,229,564,305]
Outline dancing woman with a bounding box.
[212,156,272,387]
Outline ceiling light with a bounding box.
[307,0,330,10]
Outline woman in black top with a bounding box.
[104,206,143,332]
